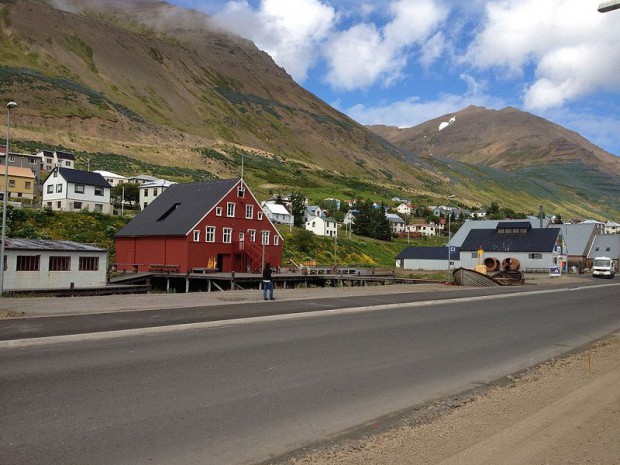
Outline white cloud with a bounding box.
[211,0,337,81]
[324,0,449,90]
[464,0,620,111]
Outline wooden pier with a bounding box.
[111,269,433,294]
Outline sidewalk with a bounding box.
[0,274,588,318]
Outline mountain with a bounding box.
[0,1,618,219]
[370,106,620,218]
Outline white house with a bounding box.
[343,209,360,226]
[261,202,293,225]
[396,203,414,215]
[37,150,75,171]
[306,215,338,237]
[139,179,176,210]
[2,238,108,291]
[386,213,406,234]
[406,223,439,237]
[304,205,325,222]
[94,170,127,187]
[604,221,620,235]
[43,167,113,214]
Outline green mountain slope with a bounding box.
[0,1,617,219]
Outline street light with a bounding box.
[447,194,456,279]
[598,1,620,12]
[0,101,17,295]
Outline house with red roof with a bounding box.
[115,178,282,273]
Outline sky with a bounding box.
[167,0,620,156]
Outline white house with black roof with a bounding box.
[458,221,563,272]
[37,150,75,171]
[396,246,459,271]
[42,167,113,214]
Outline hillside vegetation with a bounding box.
[0,0,618,222]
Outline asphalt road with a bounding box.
[1,282,619,465]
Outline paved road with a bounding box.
[1,281,618,465]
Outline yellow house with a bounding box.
[0,166,36,200]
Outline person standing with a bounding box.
[262,262,274,300]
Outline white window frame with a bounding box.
[261,231,270,246]
[216,207,222,216]
[205,226,216,243]
[249,229,256,243]
[223,227,233,244]
[227,202,235,217]
[274,236,279,246]
[56,184,63,193]
[257,212,263,220]
[245,204,254,219]
[193,230,200,242]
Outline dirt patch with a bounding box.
[267,334,620,465]
[0,310,26,319]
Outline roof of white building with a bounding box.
[263,203,291,215]
[93,170,127,180]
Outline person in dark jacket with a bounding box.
[262,262,274,300]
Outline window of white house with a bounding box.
[249,229,256,242]
[153,189,158,196]
[49,256,71,271]
[94,204,103,211]
[471,252,478,258]
[144,189,149,197]
[17,255,40,271]
[47,185,53,194]
[65,161,71,166]
[206,226,216,242]
[223,228,232,243]
[56,201,61,209]
[227,202,235,217]
[216,207,222,216]
[274,236,279,246]
[257,212,263,220]
[529,253,543,259]
[56,184,62,193]
[73,202,82,210]
[53,170,57,177]
[245,204,254,219]
[79,257,99,271]
[94,187,104,196]
[193,230,200,242]
[75,184,85,194]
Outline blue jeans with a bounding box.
[262,280,274,300]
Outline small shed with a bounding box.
[2,239,108,291]
[396,246,459,271]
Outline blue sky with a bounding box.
[167,0,620,156]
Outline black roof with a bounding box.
[396,246,460,260]
[497,221,532,230]
[116,178,240,237]
[461,228,560,252]
[56,151,75,160]
[58,168,111,188]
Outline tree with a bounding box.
[290,192,306,228]
[111,182,139,207]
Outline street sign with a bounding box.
[549,265,561,277]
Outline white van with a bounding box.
[592,256,616,278]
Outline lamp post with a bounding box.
[1,101,17,295]
[446,194,455,279]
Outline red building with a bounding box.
[115,178,282,273]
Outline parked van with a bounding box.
[592,256,616,278]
